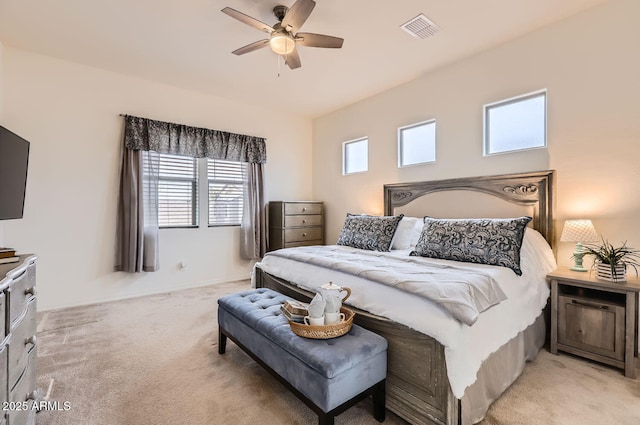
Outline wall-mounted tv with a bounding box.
[0,126,30,220]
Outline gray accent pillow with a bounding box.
[410,216,532,275]
[337,213,404,252]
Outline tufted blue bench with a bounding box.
[218,288,387,425]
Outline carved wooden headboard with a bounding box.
[383,170,556,248]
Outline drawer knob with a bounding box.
[302,220,306,224]
[302,208,306,212]
[302,233,307,237]
[27,390,39,401]
[26,335,37,346]
[25,286,36,296]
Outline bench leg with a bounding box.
[218,327,227,354]
[373,380,386,422]
[318,413,334,425]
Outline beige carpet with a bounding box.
[35,280,640,425]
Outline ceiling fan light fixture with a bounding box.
[223,0,342,69]
[270,31,295,55]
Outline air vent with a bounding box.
[400,14,439,39]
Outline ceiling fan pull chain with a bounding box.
[277,53,281,78]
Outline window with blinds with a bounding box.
[208,159,246,226]
[146,153,198,228]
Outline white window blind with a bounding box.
[146,153,198,228]
[208,159,246,226]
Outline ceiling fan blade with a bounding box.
[281,0,316,32]
[285,48,302,69]
[221,7,274,33]
[231,39,269,55]
[295,33,343,48]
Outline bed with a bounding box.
[254,170,556,425]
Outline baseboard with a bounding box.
[37,277,251,313]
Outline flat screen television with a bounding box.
[0,126,30,220]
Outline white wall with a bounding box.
[313,0,640,270]
[1,48,313,310]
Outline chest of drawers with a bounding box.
[268,201,324,251]
[0,255,39,425]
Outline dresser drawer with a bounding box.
[0,343,7,410]
[558,294,625,361]
[284,214,322,227]
[284,240,323,248]
[284,227,323,243]
[0,293,5,339]
[8,265,36,328]
[284,203,322,215]
[8,297,37,389]
[9,347,37,425]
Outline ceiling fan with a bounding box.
[221,0,343,70]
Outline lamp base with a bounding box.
[571,243,589,272]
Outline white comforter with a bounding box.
[267,245,508,326]
[255,228,556,398]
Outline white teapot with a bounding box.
[320,282,351,314]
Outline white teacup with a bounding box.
[324,312,345,325]
[304,316,325,326]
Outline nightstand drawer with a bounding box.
[284,227,323,243]
[284,215,322,227]
[558,294,625,361]
[284,203,322,215]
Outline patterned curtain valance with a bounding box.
[123,115,267,164]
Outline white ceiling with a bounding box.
[0,0,610,118]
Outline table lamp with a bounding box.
[560,219,599,272]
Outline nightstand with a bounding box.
[548,268,640,378]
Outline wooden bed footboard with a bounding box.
[256,268,459,425]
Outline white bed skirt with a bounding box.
[462,312,546,424]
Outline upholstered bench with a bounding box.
[217,288,387,425]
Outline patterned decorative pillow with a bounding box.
[337,213,404,252]
[410,216,532,275]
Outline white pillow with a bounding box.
[520,227,557,275]
[391,217,423,250]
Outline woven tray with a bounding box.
[288,307,355,339]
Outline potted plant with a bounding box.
[578,238,640,283]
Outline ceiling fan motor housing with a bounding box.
[273,5,289,21]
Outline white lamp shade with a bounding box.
[560,219,598,243]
